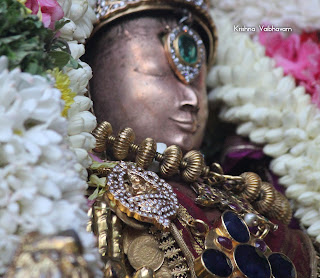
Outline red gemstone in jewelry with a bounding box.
[217,236,233,250]
[229,203,241,212]
[254,239,267,252]
[249,225,259,234]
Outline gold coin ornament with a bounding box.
[105,162,179,231]
[127,235,165,271]
[123,227,149,254]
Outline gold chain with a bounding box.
[176,205,208,255]
[150,226,191,278]
[91,121,293,228]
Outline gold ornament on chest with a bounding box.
[105,161,179,231]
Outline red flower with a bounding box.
[259,31,320,108]
[300,31,320,43]
[25,0,64,30]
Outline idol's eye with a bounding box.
[164,25,205,84]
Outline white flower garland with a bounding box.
[211,0,320,34]
[207,9,320,242]
[0,0,103,275]
[3,0,318,274]
[58,0,97,174]
[0,57,101,275]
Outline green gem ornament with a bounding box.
[178,34,198,64]
[164,25,205,84]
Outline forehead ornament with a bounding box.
[164,24,205,83]
[94,0,218,67]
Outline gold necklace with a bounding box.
[92,121,292,226]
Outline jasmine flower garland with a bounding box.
[0,57,100,275]
[0,0,102,275]
[211,0,320,34]
[208,10,320,242]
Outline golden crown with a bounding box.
[94,0,217,66]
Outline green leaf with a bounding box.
[88,188,99,201]
[48,50,70,69]
[67,56,83,69]
[0,35,23,44]
[0,0,79,75]
[54,19,70,31]
[51,38,70,53]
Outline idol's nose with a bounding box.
[179,84,199,112]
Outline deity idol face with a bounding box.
[88,14,208,152]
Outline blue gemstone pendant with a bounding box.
[194,249,233,278]
[234,244,271,278]
[223,211,250,243]
[268,253,297,278]
[200,210,296,278]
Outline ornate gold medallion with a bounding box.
[127,235,164,271]
[105,162,179,231]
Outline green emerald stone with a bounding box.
[178,34,198,64]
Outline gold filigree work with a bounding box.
[6,231,91,278]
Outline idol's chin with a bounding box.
[162,132,203,153]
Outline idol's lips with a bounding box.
[169,117,199,132]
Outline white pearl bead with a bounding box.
[244,213,258,227]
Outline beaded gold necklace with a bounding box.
[89,121,297,278]
[92,121,292,227]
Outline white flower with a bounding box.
[208,9,320,241]
[69,132,96,150]
[68,111,97,135]
[0,57,101,275]
[58,0,96,43]
[66,61,92,95]
[68,40,85,60]
[68,96,93,117]
[211,0,320,34]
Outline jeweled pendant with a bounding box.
[200,211,296,278]
[105,161,179,231]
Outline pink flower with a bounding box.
[25,0,64,30]
[259,30,320,108]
